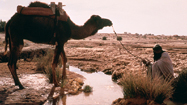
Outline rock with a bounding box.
[102,68,113,75]
[81,67,96,73]
[75,77,84,85]
[0,73,53,105]
[112,98,126,105]
[112,98,147,105]
[124,98,147,105]
[67,78,84,95]
[112,98,166,105]
[0,47,51,63]
[20,59,24,61]
[5,88,48,105]
[68,90,78,95]
[147,100,166,105]
[26,58,32,62]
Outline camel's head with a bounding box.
[85,15,112,34]
[90,15,112,28]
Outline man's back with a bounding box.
[152,52,174,79]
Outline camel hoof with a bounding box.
[16,83,24,89]
[19,85,25,89]
[54,83,60,87]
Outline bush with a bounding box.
[172,68,187,103]
[117,36,122,41]
[33,49,62,83]
[34,50,53,71]
[120,73,173,104]
[83,85,93,93]
[0,20,6,32]
[102,36,107,40]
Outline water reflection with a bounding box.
[46,86,66,105]
[83,92,92,97]
[67,66,123,105]
[44,66,123,105]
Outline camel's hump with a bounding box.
[28,1,50,8]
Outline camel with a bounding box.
[4,2,112,89]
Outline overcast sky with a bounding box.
[0,0,187,35]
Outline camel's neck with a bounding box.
[67,18,97,39]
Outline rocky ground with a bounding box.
[0,60,84,105]
[66,33,187,78]
[0,33,187,104]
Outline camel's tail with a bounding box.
[4,21,10,55]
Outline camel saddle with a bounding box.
[17,5,69,21]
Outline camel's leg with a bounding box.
[8,41,24,89]
[52,45,61,87]
[60,48,67,79]
[47,86,56,99]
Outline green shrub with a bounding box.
[120,73,173,104]
[172,68,187,103]
[83,85,93,93]
[102,36,107,40]
[117,36,122,41]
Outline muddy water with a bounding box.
[45,66,123,105]
[66,66,123,105]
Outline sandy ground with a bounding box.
[0,33,187,104]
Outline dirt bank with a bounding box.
[0,60,84,104]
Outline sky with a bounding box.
[0,0,187,35]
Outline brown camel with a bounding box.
[4,2,112,89]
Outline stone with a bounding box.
[112,98,126,105]
[102,68,113,75]
[5,88,48,105]
[75,77,84,85]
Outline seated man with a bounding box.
[143,44,174,80]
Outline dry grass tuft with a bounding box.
[120,73,173,104]
[33,49,62,83]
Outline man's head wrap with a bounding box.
[153,44,164,61]
[153,44,162,51]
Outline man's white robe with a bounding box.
[152,52,174,79]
